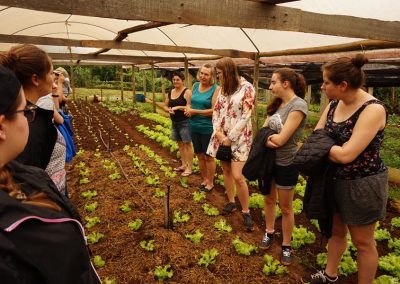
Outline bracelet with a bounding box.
[51,94,59,98]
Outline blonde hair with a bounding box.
[196,63,216,85]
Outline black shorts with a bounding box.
[272,164,299,189]
[191,132,212,154]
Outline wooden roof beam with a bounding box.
[0,34,253,58]
[245,0,299,3]
[1,0,400,42]
[92,21,170,55]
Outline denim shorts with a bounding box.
[171,120,191,143]
[272,164,299,189]
[191,132,212,154]
[333,170,388,226]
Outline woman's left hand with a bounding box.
[184,107,192,117]
[266,135,279,148]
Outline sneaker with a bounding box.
[260,233,274,249]
[280,247,293,266]
[301,270,338,284]
[242,212,254,232]
[221,202,237,215]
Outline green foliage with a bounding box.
[249,193,264,209]
[373,275,400,284]
[103,277,117,284]
[310,219,320,232]
[232,236,258,256]
[81,190,97,199]
[154,264,173,281]
[140,240,155,252]
[391,217,400,230]
[379,253,400,278]
[93,255,106,268]
[185,230,204,244]
[291,226,316,249]
[85,216,101,229]
[153,188,166,198]
[262,254,288,276]
[198,248,219,267]
[388,238,400,255]
[128,218,143,231]
[119,201,132,213]
[87,232,104,244]
[389,186,400,201]
[84,201,98,213]
[146,175,160,186]
[173,211,190,224]
[375,228,392,242]
[214,219,232,233]
[293,198,303,215]
[79,177,91,185]
[108,171,121,180]
[179,177,189,188]
[317,250,357,276]
[192,191,206,202]
[202,203,220,216]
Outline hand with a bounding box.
[168,107,175,114]
[184,107,192,117]
[266,135,279,148]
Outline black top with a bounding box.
[15,101,57,170]
[168,88,188,122]
[0,161,100,284]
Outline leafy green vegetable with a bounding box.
[85,216,101,229]
[185,230,203,244]
[173,211,190,224]
[154,264,173,281]
[291,226,316,249]
[262,254,288,276]
[202,203,219,216]
[128,218,143,231]
[87,232,104,244]
[232,236,257,256]
[153,188,166,198]
[84,201,98,213]
[93,255,105,268]
[198,248,219,267]
[81,190,97,199]
[140,240,155,252]
[192,191,206,202]
[214,219,232,233]
[379,253,400,278]
[119,201,132,213]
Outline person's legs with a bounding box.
[231,161,249,212]
[177,141,186,168]
[348,223,378,284]
[221,161,234,203]
[181,142,193,175]
[277,188,295,246]
[204,155,216,189]
[325,214,348,278]
[196,153,207,184]
[264,181,277,233]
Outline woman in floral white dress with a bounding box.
[207,57,256,232]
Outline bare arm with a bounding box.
[186,86,220,117]
[328,103,386,164]
[314,104,330,130]
[266,111,305,148]
[53,109,64,125]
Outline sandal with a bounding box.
[200,186,213,193]
[173,166,186,172]
[181,171,192,177]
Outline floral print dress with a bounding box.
[206,79,255,161]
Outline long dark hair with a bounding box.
[322,53,368,89]
[267,68,306,116]
[216,57,240,96]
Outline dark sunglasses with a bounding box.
[13,105,37,123]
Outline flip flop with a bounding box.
[200,186,213,193]
[173,166,186,172]
[181,171,192,177]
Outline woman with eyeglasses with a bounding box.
[0,44,67,196]
[0,66,101,283]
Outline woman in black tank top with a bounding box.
[302,54,388,284]
[163,72,194,176]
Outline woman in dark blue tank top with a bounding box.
[163,72,193,176]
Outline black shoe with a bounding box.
[260,232,274,249]
[198,184,206,190]
[301,270,338,284]
[280,247,293,266]
[242,212,254,232]
[221,202,237,215]
[199,185,213,193]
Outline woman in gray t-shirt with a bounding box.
[260,68,308,266]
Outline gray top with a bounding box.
[266,96,308,166]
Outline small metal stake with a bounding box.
[163,185,172,229]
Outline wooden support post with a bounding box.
[184,58,190,88]
[132,64,136,104]
[319,91,329,116]
[161,71,166,101]
[252,54,260,133]
[151,64,156,113]
[69,65,75,100]
[142,70,147,98]
[368,87,374,96]
[305,85,312,106]
[100,88,103,101]
[120,65,124,101]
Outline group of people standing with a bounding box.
[165,55,388,284]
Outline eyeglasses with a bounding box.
[12,105,37,123]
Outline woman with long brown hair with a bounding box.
[260,68,308,266]
[206,57,256,232]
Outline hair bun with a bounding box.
[351,53,368,69]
